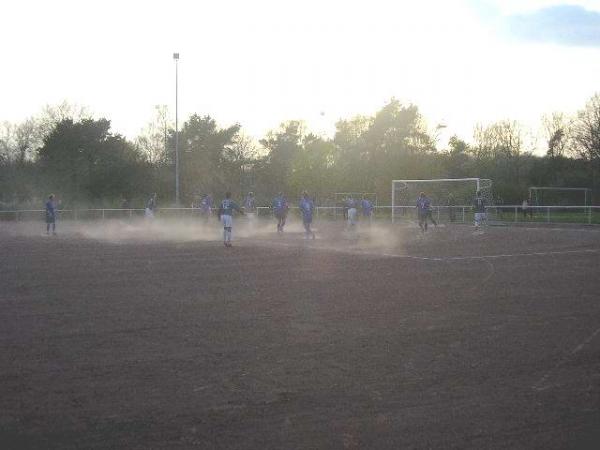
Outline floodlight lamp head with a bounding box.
[173,52,179,60]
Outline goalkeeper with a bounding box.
[473,191,486,230]
[416,192,437,232]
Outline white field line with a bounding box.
[532,326,600,392]
[254,240,600,262]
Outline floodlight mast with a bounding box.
[173,52,180,206]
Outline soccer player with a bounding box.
[145,193,157,219]
[199,194,213,221]
[447,193,456,222]
[521,198,529,220]
[346,196,358,228]
[45,194,57,235]
[473,190,486,231]
[299,191,316,239]
[272,192,289,232]
[243,191,257,221]
[218,192,244,247]
[361,195,374,225]
[416,192,437,232]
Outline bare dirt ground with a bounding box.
[1,217,600,449]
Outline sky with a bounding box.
[1,0,600,149]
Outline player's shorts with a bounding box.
[221,214,233,228]
[274,210,286,219]
[474,212,486,226]
[302,215,313,224]
[145,208,154,219]
[45,213,55,224]
[347,208,357,225]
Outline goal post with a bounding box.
[528,187,591,206]
[391,178,493,223]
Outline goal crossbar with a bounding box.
[528,186,592,206]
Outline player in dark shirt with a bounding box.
[416,192,437,232]
[272,192,289,233]
[299,191,316,240]
[218,192,243,247]
[473,191,486,231]
[45,194,57,235]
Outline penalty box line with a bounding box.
[251,240,600,262]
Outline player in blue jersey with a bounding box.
[473,190,486,231]
[45,194,57,235]
[361,196,374,225]
[299,191,316,240]
[346,196,358,228]
[272,192,289,232]
[416,192,437,232]
[199,194,213,221]
[243,191,257,221]
[218,192,244,247]
[145,193,157,219]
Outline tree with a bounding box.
[442,135,470,178]
[332,115,371,192]
[38,118,148,204]
[37,101,90,138]
[542,112,571,159]
[541,112,572,184]
[0,122,15,163]
[331,99,436,200]
[260,121,304,193]
[572,93,600,189]
[222,133,260,197]
[471,120,533,202]
[136,105,171,165]
[288,134,335,199]
[176,114,241,202]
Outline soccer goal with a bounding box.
[528,187,592,206]
[391,178,493,223]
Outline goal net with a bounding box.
[529,187,591,206]
[391,178,493,223]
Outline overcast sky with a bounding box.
[1,0,600,146]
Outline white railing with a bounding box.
[484,205,597,225]
[1,205,598,225]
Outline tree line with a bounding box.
[1,95,599,209]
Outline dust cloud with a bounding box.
[1,215,415,256]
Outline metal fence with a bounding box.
[1,205,599,225]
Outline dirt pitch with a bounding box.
[1,218,600,449]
